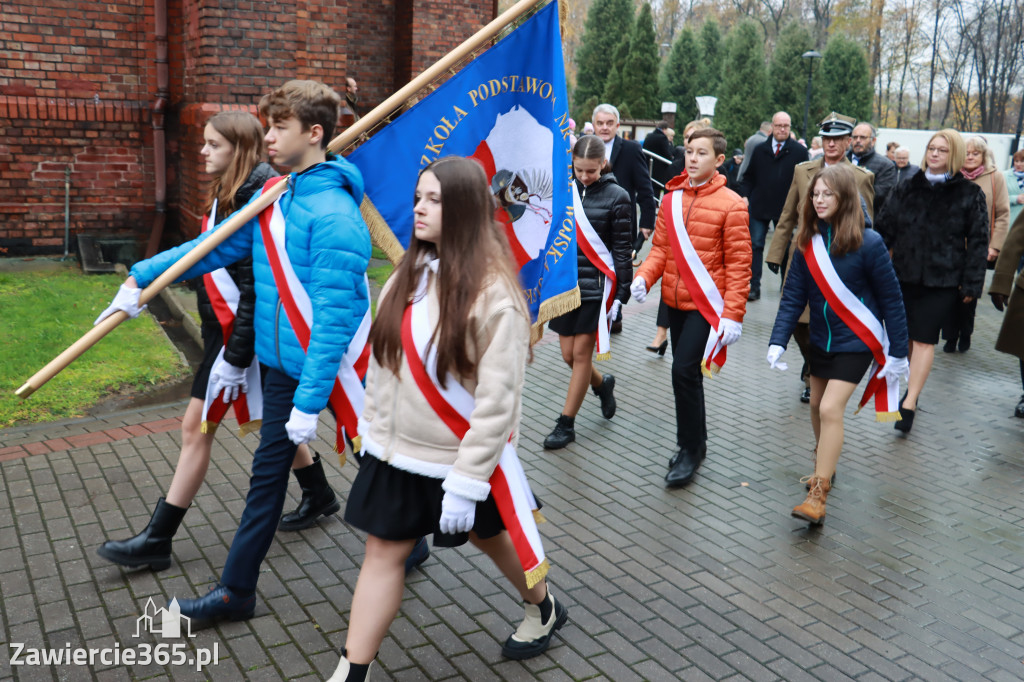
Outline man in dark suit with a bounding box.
[593,103,656,332]
[642,120,676,197]
[593,103,657,242]
[738,111,809,301]
[848,123,898,212]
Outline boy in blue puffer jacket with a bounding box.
[100,80,371,622]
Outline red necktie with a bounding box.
[774,143,781,157]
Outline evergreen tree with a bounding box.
[601,33,632,114]
[620,3,660,119]
[768,22,827,140]
[573,0,634,118]
[715,20,769,151]
[659,26,700,121]
[694,19,724,98]
[820,35,873,122]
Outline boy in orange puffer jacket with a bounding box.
[631,128,752,488]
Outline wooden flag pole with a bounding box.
[15,0,549,400]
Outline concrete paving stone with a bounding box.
[3,274,1024,679]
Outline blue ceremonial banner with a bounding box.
[348,1,578,335]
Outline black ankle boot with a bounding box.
[543,415,575,450]
[592,374,616,419]
[96,498,187,571]
[279,453,341,531]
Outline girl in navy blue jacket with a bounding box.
[767,165,909,524]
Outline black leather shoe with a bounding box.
[665,445,705,487]
[96,498,187,571]
[592,374,616,419]
[176,584,255,624]
[543,415,575,449]
[404,537,430,575]
[1015,395,1024,419]
[942,339,957,353]
[958,336,971,352]
[800,387,811,403]
[747,289,760,301]
[669,441,706,469]
[279,453,341,531]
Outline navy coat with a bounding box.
[770,226,909,358]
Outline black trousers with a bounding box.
[666,307,710,452]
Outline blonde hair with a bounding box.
[922,129,966,175]
[682,118,711,143]
[964,135,996,171]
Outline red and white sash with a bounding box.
[401,266,549,588]
[257,176,372,455]
[664,189,728,376]
[199,198,264,436]
[572,183,616,360]
[803,234,901,421]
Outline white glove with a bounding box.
[630,277,647,304]
[718,319,742,346]
[209,360,248,403]
[877,355,910,383]
[285,407,319,445]
[439,491,476,534]
[606,300,622,324]
[94,283,146,325]
[766,344,788,371]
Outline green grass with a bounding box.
[0,266,190,428]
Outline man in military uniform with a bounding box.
[765,112,875,403]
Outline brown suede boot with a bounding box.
[792,475,831,524]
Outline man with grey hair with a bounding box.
[893,146,919,185]
[737,120,772,184]
[848,122,897,211]
[593,103,657,241]
[592,103,655,332]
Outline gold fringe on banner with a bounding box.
[595,351,611,361]
[531,286,580,344]
[875,410,902,423]
[360,195,406,266]
[199,421,218,435]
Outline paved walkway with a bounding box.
[2,258,1023,681]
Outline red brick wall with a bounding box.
[0,0,496,256]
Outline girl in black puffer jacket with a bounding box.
[874,128,989,434]
[543,135,633,449]
[97,112,339,573]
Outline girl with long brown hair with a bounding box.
[768,165,909,524]
[330,157,567,682]
[96,111,335,571]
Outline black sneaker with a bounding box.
[501,591,568,660]
[800,387,811,403]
